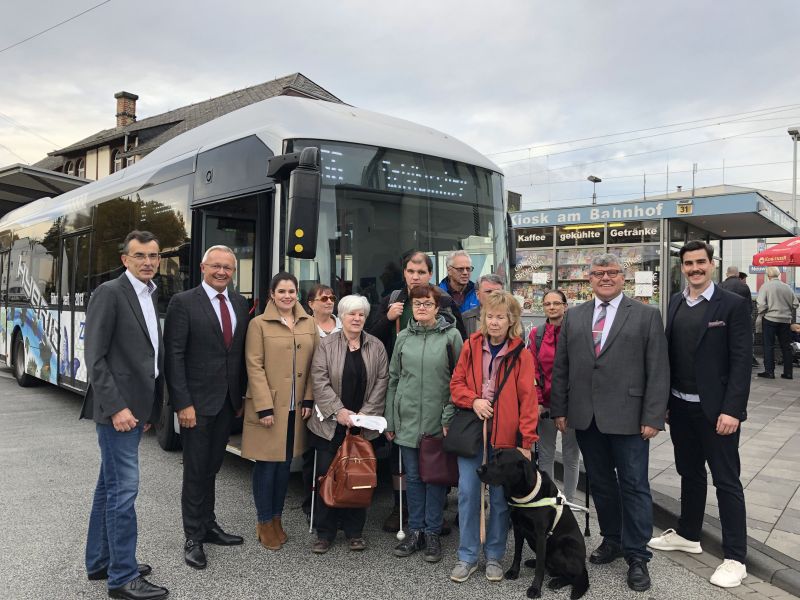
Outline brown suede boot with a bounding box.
[273,516,288,545]
[256,520,281,551]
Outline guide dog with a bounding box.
[477,448,589,599]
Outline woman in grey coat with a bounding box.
[308,294,389,553]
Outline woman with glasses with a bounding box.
[307,284,342,337]
[308,295,388,553]
[242,272,318,551]
[528,289,580,503]
[385,283,463,564]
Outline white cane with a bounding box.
[396,447,406,541]
[308,449,318,534]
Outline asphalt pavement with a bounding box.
[0,368,770,600]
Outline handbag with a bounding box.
[318,430,377,508]
[418,434,459,486]
[442,344,524,458]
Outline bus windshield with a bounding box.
[285,139,507,306]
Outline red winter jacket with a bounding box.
[528,323,561,408]
[450,333,539,449]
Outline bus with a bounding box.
[0,95,507,451]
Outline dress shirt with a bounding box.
[671,282,715,402]
[201,281,237,334]
[125,270,160,378]
[593,293,623,352]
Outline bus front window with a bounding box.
[285,140,506,310]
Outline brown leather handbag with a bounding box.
[318,430,378,508]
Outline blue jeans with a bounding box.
[252,412,295,522]
[457,445,509,564]
[400,445,446,534]
[576,420,653,561]
[85,423,143,589]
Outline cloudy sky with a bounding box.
[1,1,799,210]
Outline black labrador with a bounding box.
[477,448,589,599]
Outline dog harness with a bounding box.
[508,472,589,537]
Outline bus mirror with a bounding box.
[506,212,516,266]
[286,147,321,259]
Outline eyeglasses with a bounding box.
[412,301,436,309]
[127,253,160,262]
[542,301,565,307]
[313,294,336,303]
[589,269,622,279]
[449,266,474,273]
[205,263,235,273]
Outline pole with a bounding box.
[592,181,597,205]
[793,136,798,234]
[308,449,317,533]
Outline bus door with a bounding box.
[57,232,91,390]
[197,193,267,313]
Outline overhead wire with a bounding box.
[0,111,62,147]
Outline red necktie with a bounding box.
[592,302,608,357]
[217,293,232,349]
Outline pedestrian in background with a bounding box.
[757,266,799,379]
[243,272,318,551]
[385,284,463,563]
[449,290,538,584]
[82,230,168,600]
[649,240,751,589]
[164,245,248,570]
[550,253,669,593]
[438,249,479,312]
[461,274,505,336]
[307,284,342,337]
[308,294,388,553]
[528,289,580,503]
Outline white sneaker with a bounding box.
[647,528,702,554]
[710,559,747,588]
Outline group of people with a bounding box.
[81,232,768,600]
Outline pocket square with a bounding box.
[708,320,726,328]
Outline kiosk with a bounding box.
[510,190,796,323]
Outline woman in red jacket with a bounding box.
[528,289,580,503]
[448,290,539,584]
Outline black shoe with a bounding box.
[757,372,775,379]
[589,539,624,564]
[393,530,425,557]
[423,533,442,563]
[440,518,452,536]
[88,563,151,581]
[204,524,243,546]
[781,374,793,380]
[184,540,207,570]
[627,558,651,592]
[108,576,169,600]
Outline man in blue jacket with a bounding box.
[438,250,479,313]
[649,240,751,589]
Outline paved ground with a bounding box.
[1,369,792,600]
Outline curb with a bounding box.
[552,461,800,598]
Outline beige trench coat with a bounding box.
[241,301,318,461]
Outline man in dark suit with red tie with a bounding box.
[165,245,250,569]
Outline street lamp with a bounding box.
[788,127,800,234]
[587,175,602,205]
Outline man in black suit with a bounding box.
[165,245,249,569]
[82,230,169,600]
[649,240,751,589]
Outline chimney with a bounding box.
[114,91,138,128]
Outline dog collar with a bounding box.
[510,471,541,504]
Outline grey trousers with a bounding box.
[537,416,581,503]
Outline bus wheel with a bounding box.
[13,336,34,387]
[155,395,181,451]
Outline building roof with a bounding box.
[0,163,88,218]
[33,73,342,166]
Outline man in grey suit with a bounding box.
[165,245,249,569]
[550,253,669,593]
[81,230,169,600]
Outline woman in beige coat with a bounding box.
[243,272,318,551]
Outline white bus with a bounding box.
[0,95,507,450]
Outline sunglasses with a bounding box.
[313,294,336,303]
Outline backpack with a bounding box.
[529,325,546,387]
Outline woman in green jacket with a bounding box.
[385,283,463,564]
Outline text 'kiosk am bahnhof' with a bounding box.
[509,190,796,321]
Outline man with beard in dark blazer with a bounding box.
[165,245,250,569]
